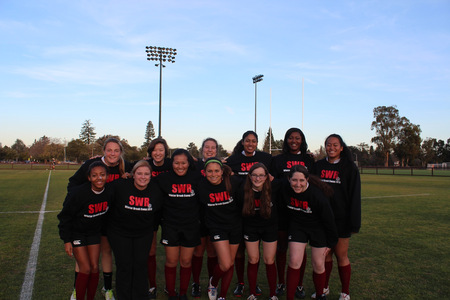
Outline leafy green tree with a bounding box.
[421,138,438,165]
[371,106,403,166]
[66,139,90,162]
[394,120,421,166]
[29,136,51,161]
[217,144,229,158]
[11,139,29,161]
[79,119,96,145]
[262,127,283,155]
[187,142,199,158]
[143,121,156,148]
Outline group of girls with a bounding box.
[58,129,361,300]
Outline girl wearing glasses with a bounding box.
[241,163,280,300]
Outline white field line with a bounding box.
[19,171,51,300]
[362,193,431,199]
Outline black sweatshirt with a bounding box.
[312,158,361,233]
[107,178,163,237]
[58,182,113,243]
[280,180,338,248]
[225,151,272,178]
[270,152,315,179]
[156,170,200,228]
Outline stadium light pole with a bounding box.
[252,74,264,132]
[146,46,177,138]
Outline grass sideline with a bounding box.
[0,170,449,299]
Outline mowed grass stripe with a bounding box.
[0,171,449,299]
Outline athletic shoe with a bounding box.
[339,293,350,300]
[208,277,218,300]
[169,296,178,300]
[70,289,76,300]
[275,284,286,296]
[233,283,244,297]
[255,285,262,296]
[218,297,226,300]
[247,294,257,300]
[310,287,329,299]
[179,294,189,300]
[104,289,115,300]
[295,286,305,299]
[192,282,202,298]
[269,296,279,300]
[148,287,157,299]
[315,295,327,300]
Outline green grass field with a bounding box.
[0,170,449,299]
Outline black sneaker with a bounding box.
[179,294,189,300]
[275,284,286,297]
[295,286,305,299]
[315,295,327,300]
[192,283,201,298]
[255,285,262,296]
[233,283,244,297]
[148,287,157,299]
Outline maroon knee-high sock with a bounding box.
[75,272,89,300]
[276,251,287,284]
[298,252,307,286]
[338,264,351,295]
[313,271,326,298]
[147,255,157,288]
[211,264,226,287]
[247,262,258,295]
[165,266,177,297]
[286,267,300,300]
[235,256,245,283]
[86,272,99,300]
[192,255,203,284]
[219,266,234,298]
[179,266,192,296]
[324,260,333,288]
[265,263,277,297]
[207,256,218,279]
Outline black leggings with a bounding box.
[108,231,153,300]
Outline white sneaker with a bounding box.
[269,296,279,300]
[339,292,350,300]
[208,277,217,300]
[247,294,257,300]
[104,289,116,300]
[310,287,329,299]
[70,289,76,300]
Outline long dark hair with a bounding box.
[242,163,272,219]
[325,134,353,162]
[288,165,333,198]
[232,130,258,155]
[147,137,170,158]
[171,148,196,171]
[282,127,308,154]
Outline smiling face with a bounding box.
[326,136,343,163]
[103,142,122,166]
[250,167,267,191]
[288,131,302,154]
[205,162,223,185]
[133,166,151,190]
[242,134,258,156]
[88,166,107,192]
[202,140,217,160]
[289,171,308,193]
[151,143,166,165]
[173,154,189,176]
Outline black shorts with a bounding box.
[288,227,327,248]
[160,223,200,247]
[335,218,352,238]
[209,226,242,245]
[71,233,101,248]
[243,224,278,243]
[199,221,209,238]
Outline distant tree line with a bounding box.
[1,110,449,166]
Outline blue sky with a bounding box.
[1,0,449,152]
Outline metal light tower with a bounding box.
[146,46,177,137]
[252,74,264,132]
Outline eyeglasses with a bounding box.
[250,174,267,179]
